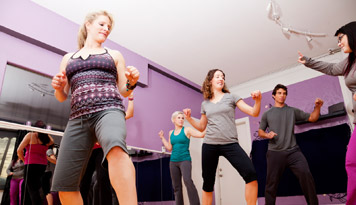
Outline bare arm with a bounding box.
[47,155,57,164]
[308,98,324,122]
[125,92,134,120]
[159,130,172,151]
[183,108,207,132]
[236,91,262,117]
[258,129,277,139]
[185,127,205,138]
[47,135,54,146]
[52,53,71,102]
[109,50,139,98]
[17,133,31,162]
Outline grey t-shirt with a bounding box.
[201,93,242,144]
[304,56,356,123]
[259,105,310,151]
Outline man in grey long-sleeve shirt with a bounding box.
[258,84,323,205]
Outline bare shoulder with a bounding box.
[107,49,124,62]
[59,53,74,71]
[62,53,73,62]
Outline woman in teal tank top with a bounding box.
[159,111,205,205]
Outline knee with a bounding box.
[173,185,183,191]
[182,177,194,186]
[107,147,126,161]
[298,170,313,179]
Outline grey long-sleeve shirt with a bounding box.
[304,56,356,123]
[6,160,24,179]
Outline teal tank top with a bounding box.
[170,127,191,162]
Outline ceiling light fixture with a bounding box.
[267,0,326,43]
[306,35,313,42]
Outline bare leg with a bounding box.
[107,146,137,205]
[202,190,213,205]
[245,180,258,205]
[46,193,53,205]
[59,191,83,205]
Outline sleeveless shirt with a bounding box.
[24,144,48,165]
[65,49,125,120]
[170,127,192,162]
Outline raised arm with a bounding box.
[236,90,261,117]
[52,53,71,102]
[183,108,207,132]
[125,92,134,120]
[308,98,324,122]
[17,133,31,162]
[159,130,172,151]
[298,51,347,76]
[185,127,205,138]
[47,135,54,146]
[109,50,139,98]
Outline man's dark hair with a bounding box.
[272,84,288,96]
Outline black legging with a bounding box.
[23,164,46,205]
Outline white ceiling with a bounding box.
[31,0,356,88]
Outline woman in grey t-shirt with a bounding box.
[184,69,261,205]
[298,21,356,205]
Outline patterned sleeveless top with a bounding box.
[66,49,125,120]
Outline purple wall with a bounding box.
[236,74,350,141]
[0,0,203,151]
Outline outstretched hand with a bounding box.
[125,66,140,85]
[297,51,306,64]
[51,70,67,91]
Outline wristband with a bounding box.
[128,98,134,101]
[126,80,137,91]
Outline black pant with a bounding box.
[23,164,46,205]
[265,147,318,205]
[80,148,116,205]
[202,143,257,192]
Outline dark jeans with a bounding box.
[170,161,200,205]
[23,164,46,205]
[265,147,318,205]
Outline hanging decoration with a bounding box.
[266,0,327,42]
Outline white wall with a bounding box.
[229,51,354,126]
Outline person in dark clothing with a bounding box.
[258,84,323,205]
